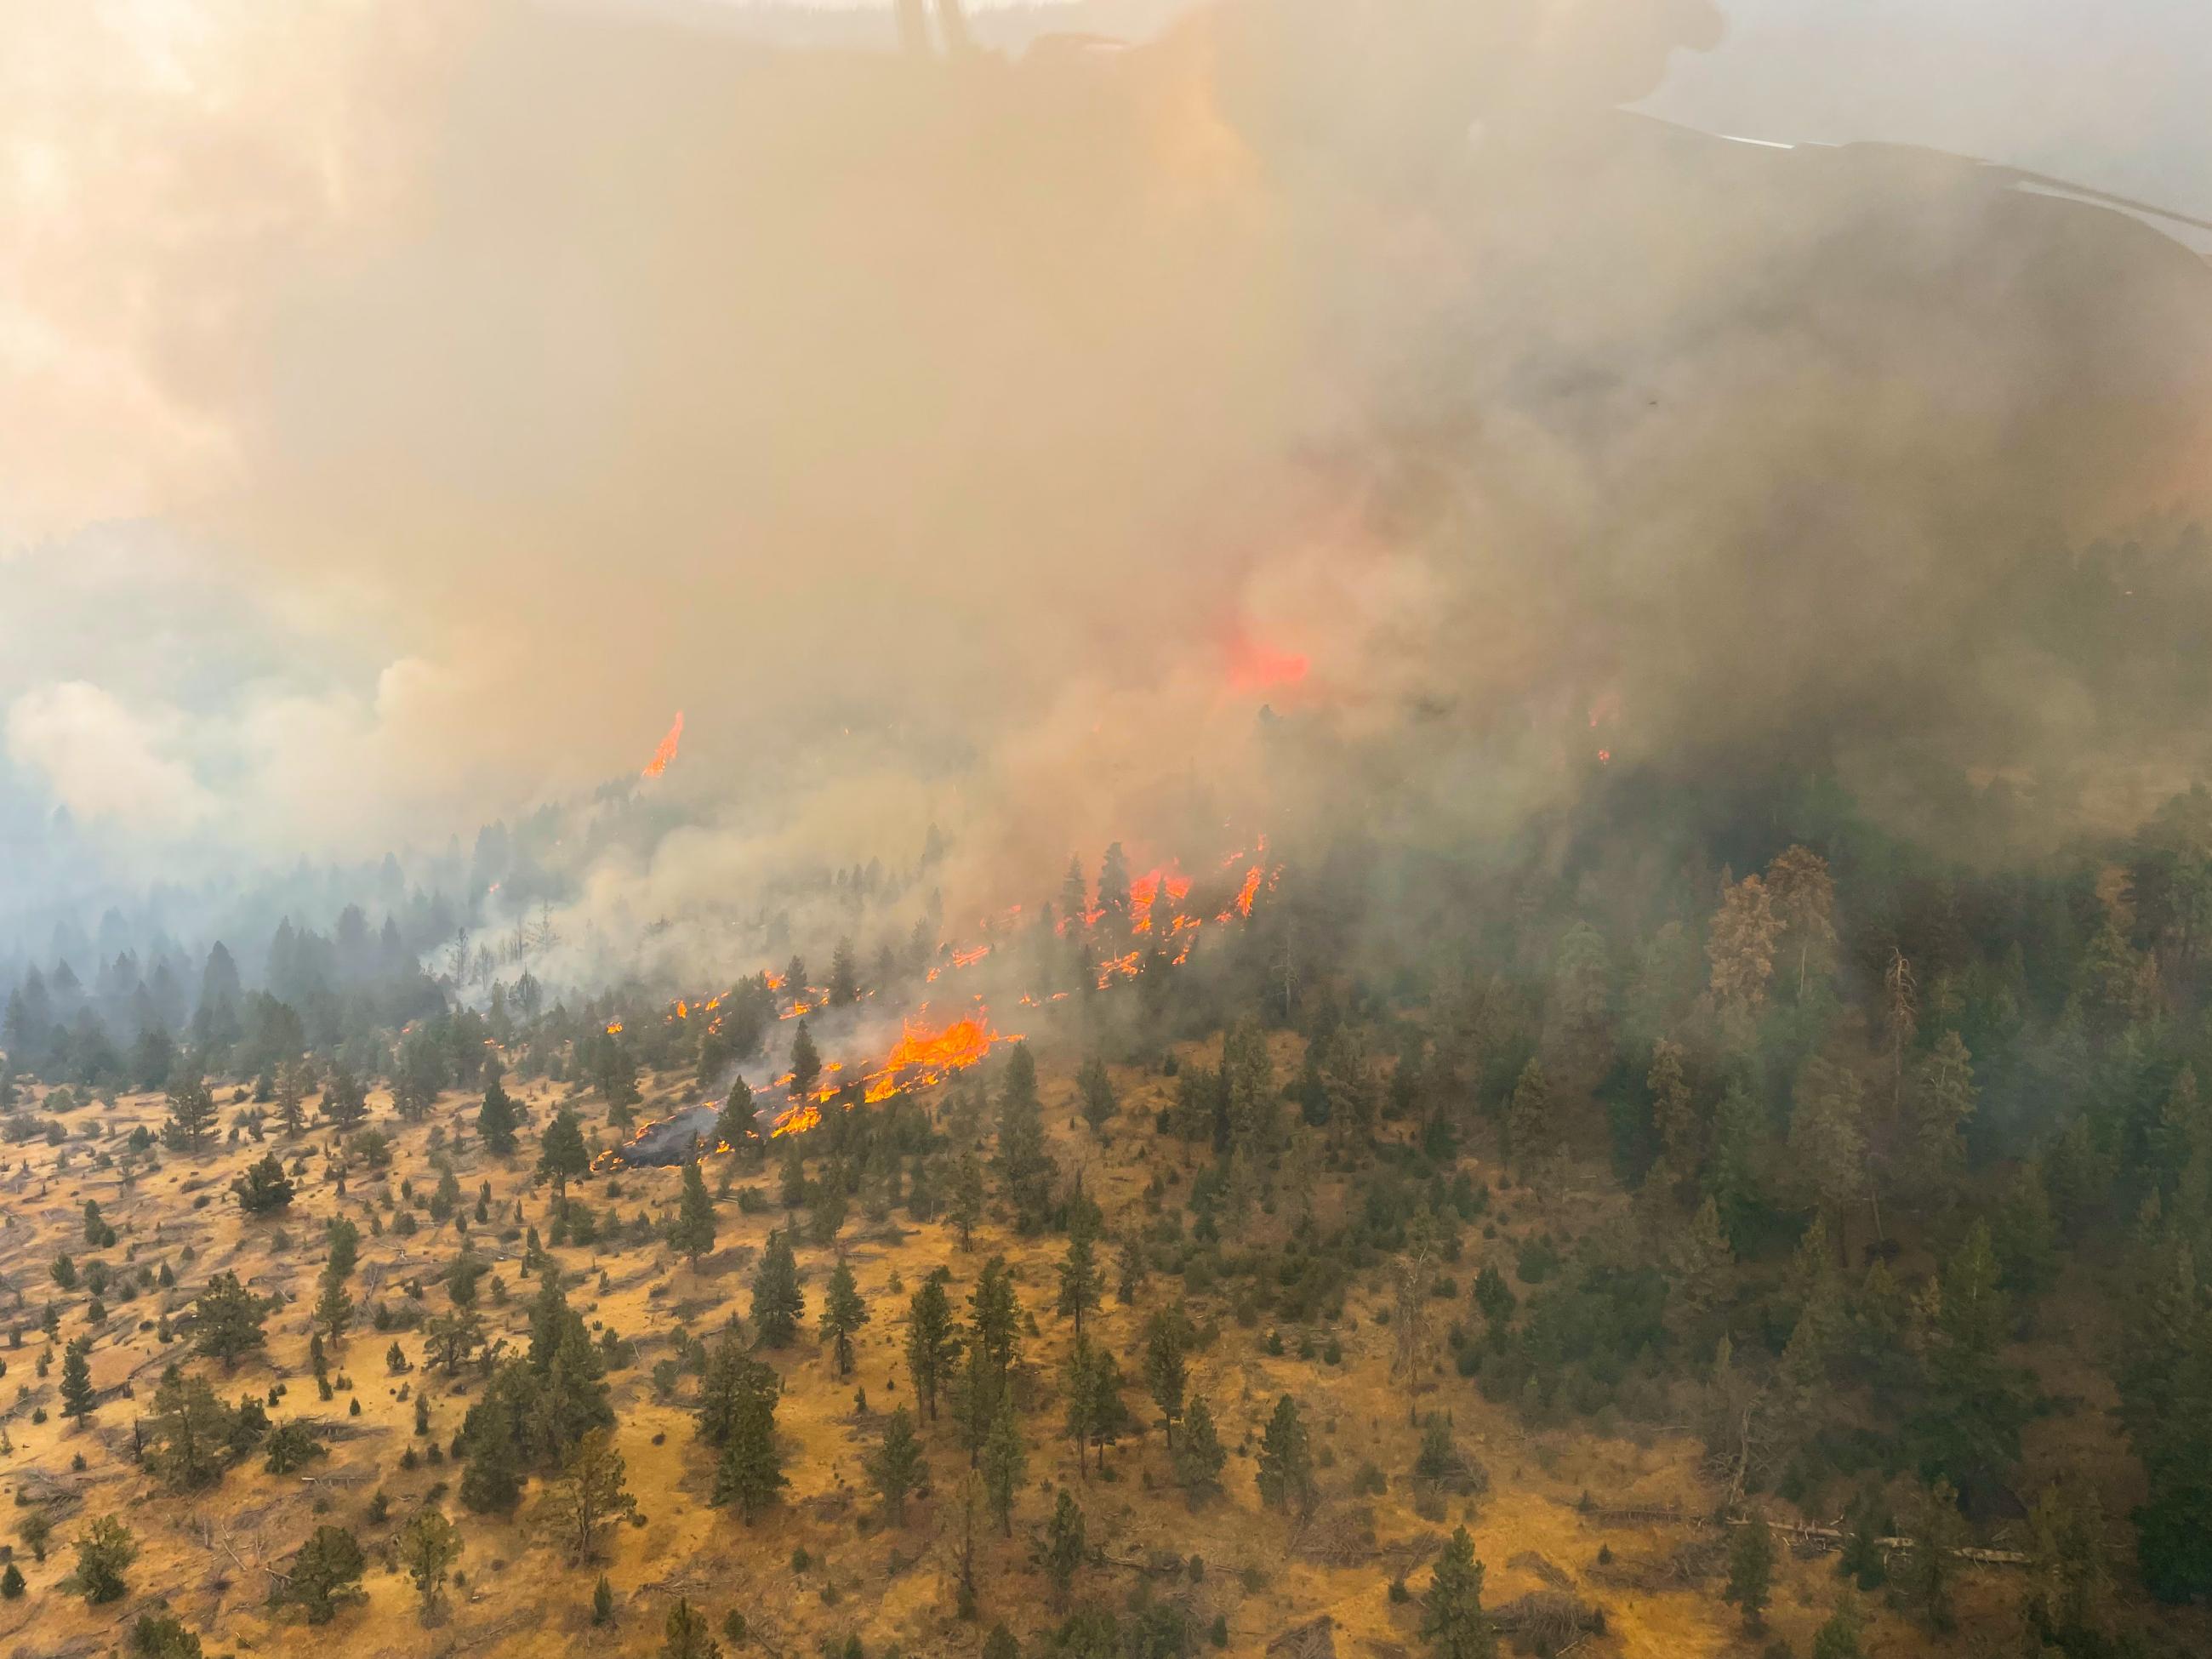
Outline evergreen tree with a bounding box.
[711,1362,786,1523]
[1505,1059,1551,1183]
[1038,1489,1086,1609]
[143,1365,238,1491]
[282,1525,365,1623]
[1056,1231,1102,1338]
[70,1514,135,1604]
[660,1597,723,1659]
[1724,1514,1776,1631]
[457,1366,530,1513]
[538,1110,590,1194]
[904,1275,960,1422]
[980,1394,1027,1535]
[751,1229,804,1348]
[477,1066,520,1156]
[993,1044,1056,1232]
[1256,1395,1316,1517]
[551,1428,638,1562]
[1422,1525,1496,1659]
[868,1405,925,1525]
[1174,1395,1228,1497]
[1143,1306,1192,1445]
[669,1157,717,1266]
[396,1507,461,1622]
[230,1153,294,1215]
[819,1258,869,1376]
[1076,1056,1115,1136]
[828,939,860,1006]
[949,1148,985,1249]
[715,1078,759,1158]
[162,1068,217,1155]
[789,1020,823,1100]
[60,1335,97,1422]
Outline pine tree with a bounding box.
[1038,1489,1086,1608]
[1056,1232,1102,1338]
[1422,1525,1496,1659]
[904,1276,960,1422]
[478,1066,520,1156]
[994,1043,1056,1231]
[1256,1394,1316,1517]
[592,1573,615,1625]
[980,1394,1027,1535]
[551,1428,638,1562]
[715,1079,759,1158]
[819,1258,869,1376]
[397,1507,461,1622]
[660,1597,722,1659]
[1724,1513,1776,1630]
[1897,1480,1964,1632]
[1647,1037,1699,1190]
[1506,1059,1552,1183]
[949,1148,985,1249]
[71,1514,135,1604]
[1143,1306,1192,1444]
[789,1020,823,1100]
[538,1110,590,1194]
[1076,1056,1115,1136]
[314,1265,353,1345]
[1174,1394,1227,1496]
[1907,1030,1977,1211]
[868,1405,925,1525]
[230,1153,294,1215]
[750,1229,804,1347]
[162,1069,216,1155]
[457,1370,528,1513]
[711,1366,786,1523]
[827,939,860,1006]
[143,1365,238,1491]
[669,1158,717,1266]
[282,1525,365,1623]
[60,1336,96,1423]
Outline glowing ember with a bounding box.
[641,710,685,778]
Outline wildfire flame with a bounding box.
[770,1007,1014,1135]
[641,710,685,778]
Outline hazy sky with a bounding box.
[1643,0,2212,223]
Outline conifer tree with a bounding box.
[1422,1525,1496,1659]
[1725,1513,1776,1631]
[819,1258,868,1376]
[1174,1394,1228,1497]
[980,1394,1027,1535]
[904,1275,960,1422]
[478,1065,520,1156]
[750,1229,804,1348]
[868,1405,925,1525]
[669,1157,717,1266]
[1257,1394,1316,1517]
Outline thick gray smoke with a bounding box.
[3,0,2210,974]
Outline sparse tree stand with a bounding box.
[1422,1525,1497,1659]
[1725,1511,1776,1631]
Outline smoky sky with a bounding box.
[3,0,2209,949]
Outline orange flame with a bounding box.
[772,1008,1016,1134]
[641,710,685,778]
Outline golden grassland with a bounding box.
[0,1046,2107,1658]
